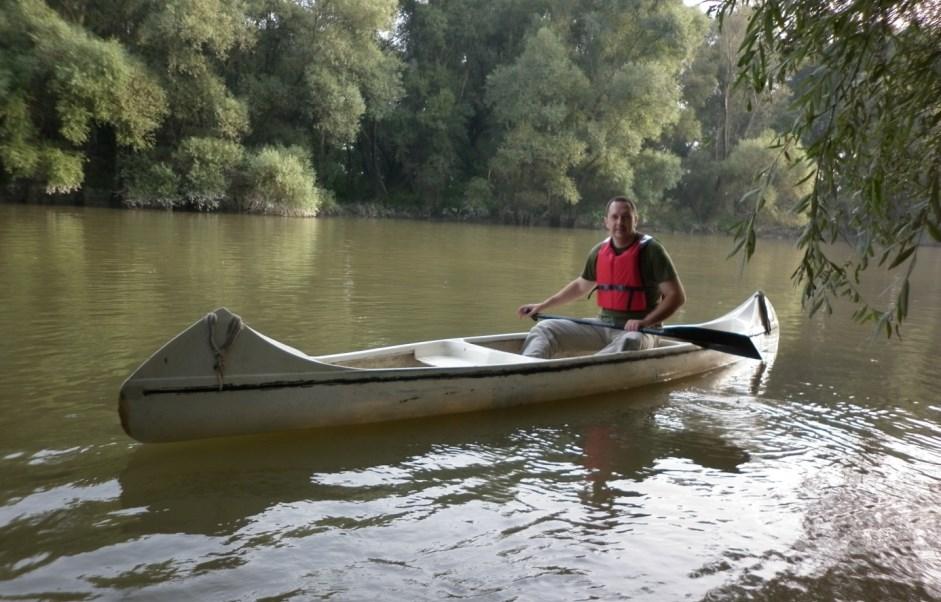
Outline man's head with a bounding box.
[603,196,639,248]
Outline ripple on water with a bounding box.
[655,386,941,601]
[0,390,938,601]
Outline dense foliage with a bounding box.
[1,0,815,228]
[714,0,941,334]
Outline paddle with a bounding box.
[531,313,762,360]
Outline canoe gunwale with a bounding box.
[127,292,775,397]
[136,340,713,397]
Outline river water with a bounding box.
[1,204,939,600]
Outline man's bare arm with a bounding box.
[517,277,595,319]
[625,279,686,331]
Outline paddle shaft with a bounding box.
[531,313,762,360]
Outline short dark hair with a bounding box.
[605,196,637,216]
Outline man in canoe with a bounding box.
[516,196,686,358]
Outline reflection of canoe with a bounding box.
[119,292,778,443]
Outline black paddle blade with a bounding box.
[647,326,762,360]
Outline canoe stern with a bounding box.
[118,308,343,441]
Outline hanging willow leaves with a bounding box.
[713,0,941,336]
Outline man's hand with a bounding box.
[625,319,645,332]
[517,304,541,319]
[516,277,595,320]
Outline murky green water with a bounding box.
[1,205,939,600]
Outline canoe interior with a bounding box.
[330,352,428,369]
[325,335,686,369]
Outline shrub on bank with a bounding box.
[121,143,328,215]
[123,159,179,208]
[235,146,329,216]
[173,137,244,210]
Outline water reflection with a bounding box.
[118,425,439,537]
[1,359,937,600]
[115,358,773,534]
[580,422,751,509]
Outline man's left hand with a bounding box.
[624,319,644,332]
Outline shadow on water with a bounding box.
[116,356,773,537]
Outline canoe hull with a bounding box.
[119,292,778,443]
[122,347,740,442]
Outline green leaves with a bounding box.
[174,136,245,208]
[485,26,590,211]
[305,68,367,147]
[715,0,940,336]
[238,146,326,216]
[0,0,166,193]
[483,1,703,217]
[233,0,401,193]
[138,0,253,77]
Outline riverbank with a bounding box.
[0,190,816,241]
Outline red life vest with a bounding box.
[595,235,652,312]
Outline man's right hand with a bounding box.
[517,304,541,319]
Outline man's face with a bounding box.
[604,201,637,246]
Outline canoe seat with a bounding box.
[414,340,540,367]
[415,354,480,368]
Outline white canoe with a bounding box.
[119,292,778,443]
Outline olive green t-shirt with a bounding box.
[580,235,679,325]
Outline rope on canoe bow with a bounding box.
[206,311,243,390]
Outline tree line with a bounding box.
[1,0,813,229]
